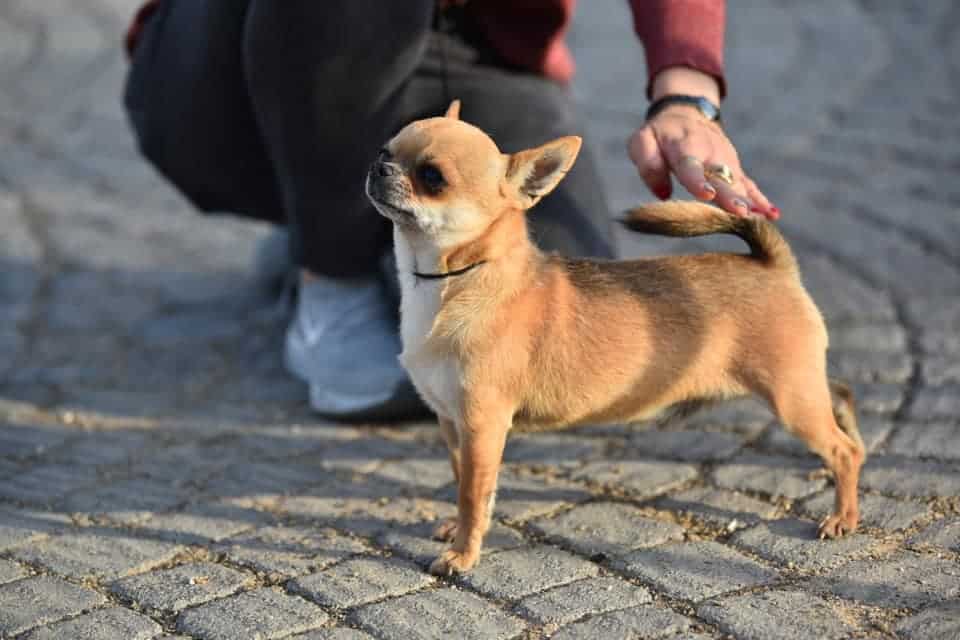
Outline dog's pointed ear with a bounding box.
[505,136,582,208]
[444,99,461,120]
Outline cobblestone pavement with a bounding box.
[1,1,958,639]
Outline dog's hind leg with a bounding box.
[829,379,865,457]
[767,376,865,539]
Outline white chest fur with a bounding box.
[393,229,463,421]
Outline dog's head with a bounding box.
[365,100,581,248]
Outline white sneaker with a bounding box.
[284,272,426,420]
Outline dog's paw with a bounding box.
[432,518,458,542]
[818,511,858,539]
[429,548,478,576]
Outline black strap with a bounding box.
[645,94,722,124]
[413,261,486,280]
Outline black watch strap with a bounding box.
[646,95,722,123]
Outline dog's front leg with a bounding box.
[432,418,461,542]
[429,409,509,576]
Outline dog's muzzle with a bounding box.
[366,165,413,219]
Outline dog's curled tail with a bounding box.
[621,201,797,271]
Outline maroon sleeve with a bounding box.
[629,0,726,99]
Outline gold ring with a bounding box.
[704,163,735,185]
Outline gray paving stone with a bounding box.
[712,453,827,499]
[377,520,524,568]
[292,630,375,640]
[731,518,873,571]
[908,517,960,551]
[0,456,21,479]
[459,546,599,600]
[110,562,253,613]
[0,424,69,460]
[230,427,356,461]
[140,307,249,346]
[139,442,247,487]
[886,422,960,461]
[4,0,960,634]
[907,386,960,420]
[920,330,960,357]
[614,541,778,601]
[0,463,99,504]
[655,487,779,528]
[762,414,894,456]
[0,558,26,584]
[289,556,433,609]
[0,508,70,551]
[630,429,746,462]
[46,270,158,333]
[923,355,960,386]
[860,455,960,497]
[177,587,329,640]
[803,491,929,531]
[205,460,332,506]
[829,324,907,352]
[907,298,960,342]
[895,600,960,640]
[21,606,162,640]
[0,575,106,637]
[828,350,914,384]
[503,434,601,467]
[850,382,905,414]
[49,430,151,467]
[63,476,190,524]
[315,439,425,473]
[820,551,960,608]
[697,589,857,640]
[797,255,896,325]
[571,459,698,497]
[139,502,271,544]
[352,587,524,640]
[13,528,182,580]
[528,502,684,559]
[273,474,407,528]
[488,472,592,523]
[374,458,455,490]
[220,525,367,579]
[281,482,454,538]
[515,576,651,625]
[678,397,772,436]
[551,604,693,640]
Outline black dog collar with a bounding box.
[412,261,486,280]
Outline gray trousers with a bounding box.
[126,1,616,277]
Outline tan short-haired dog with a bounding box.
[365,100,865,576]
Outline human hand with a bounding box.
[627,67,778,219]
[628,106,777,219]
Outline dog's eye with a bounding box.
[418,163,446,193]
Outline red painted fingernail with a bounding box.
[770,206,780,214]
[750,206,765,214]
[654,185,670,200]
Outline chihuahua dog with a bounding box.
[365,101,865,576]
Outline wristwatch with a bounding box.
[645,95,722,124]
